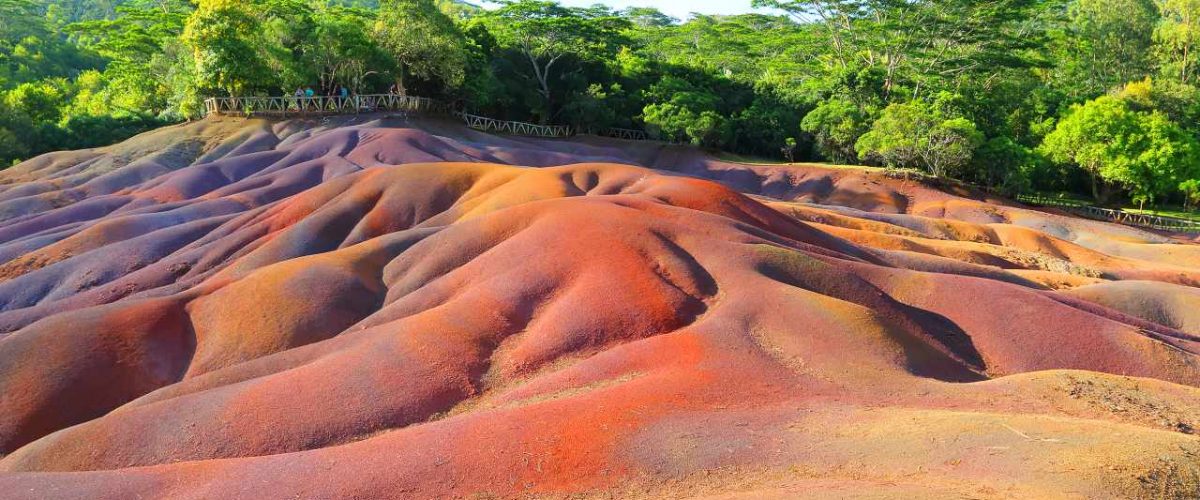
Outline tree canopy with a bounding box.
[1,0,1200,211]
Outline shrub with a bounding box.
[855,94,983,177]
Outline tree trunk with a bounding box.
[396,64,408,96]
[1089,170,1103,203]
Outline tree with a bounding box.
[781,137,798,162]
[0,0,103,89]
[482,0,629,123]
[801,97,871,164]
[1039,96,1138,202]
[66,1,192,115]
[1113,111,1199,209]
[4,80,66,123]
[622,7,676,28]
[182,0,272,96]
[1155,0,1200,84]
[756,0,1041,101]
[1181,178,1200,211]
[374,0,467,94]
[1039,95,1200,207]
[1055,0,1158,98]
[312,7,385,94]
[1115,77,1200,127]
[855,93,983,177]
[642,76,727,146]
[974,136,1039,194]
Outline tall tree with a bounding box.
[1156,0,1200,84]
[66,0,192,114]
[1040,94,1200,205]
[482,0,629,123]
[373,0,467,94]
[756,0,1040,101]
[311,7,384,94]
[182,0,271,96]
[1055,0,1158,98]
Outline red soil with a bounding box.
[0,115,1197,498]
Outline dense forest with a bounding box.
[3,0,1200,210]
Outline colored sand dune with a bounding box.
[0,115,1198,498]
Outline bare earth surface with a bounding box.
[0,114,1198,499]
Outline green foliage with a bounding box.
[1040,95,1200,205]
[313,7,388,93]
[1182,178,1200,209]
[856,94,984,178]
[1055,0,1159,98]
[374,0,467,91]
[4,79,66,122]
[183,1,273,96]
[1,0,102,89]
[801,98,870,164]
[1155,0,1200,84]
[480,0,629,123]
[642,76,727,146]
[974,136,1040,195]
[0,0,1198,212]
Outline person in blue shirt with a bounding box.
[339,86,349,98]
[304,87,314,98]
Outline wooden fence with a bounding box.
[1016,194,1200,233]
[591,127,649,141]
[454,111,574,138]
[203,94,447,117]
[203,94,658,141]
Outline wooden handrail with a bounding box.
[202,94,609,140]
[453,111,574,138]
[1017,194,1200,234]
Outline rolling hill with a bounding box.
[0,114,1197,498]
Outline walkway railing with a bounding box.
[593,127,649,141]
[203,94,661,142]
[1017,194,1200,234]
[203,94,447,117]
[454,111,574,138]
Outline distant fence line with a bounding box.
[202,94,649,141]
[203,94,448,117]
[454,111,573,138]
[1016,194,1200,234]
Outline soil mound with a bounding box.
[0,116,1197,498]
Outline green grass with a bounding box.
[1123,207,1200,223]
[1028,191,1200,222]
[1026,191,1092,205]
[710,151,887,171]
[711,151,792,164]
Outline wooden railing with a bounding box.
[454,111,574,138]
[203,94,447,117]
[586,127,649,141]
[203,94,666,142]
[1017,194,1200,233]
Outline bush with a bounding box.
[1040,95,1200,206]
[974,137,1040,195]
[800,98,870,164]
[855,94,983,177]
[642,76,728,146]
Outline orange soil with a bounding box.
[0,115,1197,498]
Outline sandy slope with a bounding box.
[0,114,1197,499]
